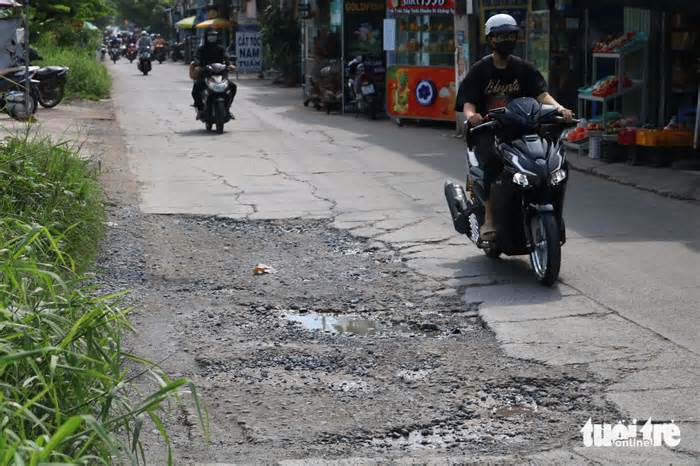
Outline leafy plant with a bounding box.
[0,133,208,463]
[36,41,111,101]
[259,2,301,84]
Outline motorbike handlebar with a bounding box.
[468,120,499,135]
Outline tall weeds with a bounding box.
[0,133,206,464]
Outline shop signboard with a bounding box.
[386,66,457,120]
[387,0,455,15]
[236,24,262,73]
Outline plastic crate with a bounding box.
[636,129,664,147]
[661,130,693,147]
[601,137,624,163]
[617,128,637,145]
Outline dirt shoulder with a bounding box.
[45,99,617,464]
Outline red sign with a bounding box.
[387,0,455,14]
[386,66,456,121]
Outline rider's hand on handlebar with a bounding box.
[557,106,574,122]
[468,113,485,126]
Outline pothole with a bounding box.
[282,311,444,337]
[283,312,382,336]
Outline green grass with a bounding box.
[0,133,104,270]
[36,45,111,101]
[0,133,207,463]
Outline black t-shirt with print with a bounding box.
[455,55,547,115]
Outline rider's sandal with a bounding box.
[480,225,497,242]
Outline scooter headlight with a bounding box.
[513,172,531,187]
[206,77,229,93]
[550,168,567,186]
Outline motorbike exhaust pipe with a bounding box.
[444,181,469,234]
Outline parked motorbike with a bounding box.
[14,65,69,108]
[346,56,382,119]
[34,66,69,108]
[320,60,342,114]
[154,44,167,63]
[196,63,235,134]
[0,67,40,120]
[444,97,577,286]
[137,48,152,76]
[109,46,121,63]
[126,44,138,63]
[170,42,184,62]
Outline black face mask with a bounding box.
[494,40,516,57]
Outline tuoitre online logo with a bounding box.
[581,418,681,448]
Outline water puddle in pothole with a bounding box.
[284,312,382,336]
[282,310,448,337]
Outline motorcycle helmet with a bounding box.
[4,91,36,121]
[141,31,148,37]
[485,14,519,57]
[484,13,519,36]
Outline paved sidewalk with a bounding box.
[567,151,700,202]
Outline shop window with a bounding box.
[395,15,455,67]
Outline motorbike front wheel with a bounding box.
[529,213,561,286]
[38,85,65,108]
[214,99,226,134]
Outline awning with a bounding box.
[175,16,196,29]
[195,18,234,30]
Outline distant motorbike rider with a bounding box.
[455,13,572,241]
[108,35,121,49]
[136,31,152,56]
[191,29,237,117]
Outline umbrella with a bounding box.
[195,18,234,29]
[175,16,196,29]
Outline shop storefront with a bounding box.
[561,1,699,165]
[301,0,343,109]
[384,0,457,124]
[301,0,385,112]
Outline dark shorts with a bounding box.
[470,131,502,200]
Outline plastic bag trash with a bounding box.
[253,263,276,275]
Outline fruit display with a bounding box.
[592,31,648,53]
[567,126,588,142]
[578,75,633,97]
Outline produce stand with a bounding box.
[577,36,648,128]
[385,0,456,124]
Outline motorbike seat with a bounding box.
[36,66,65,77]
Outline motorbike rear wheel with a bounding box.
[529,213,561,286]
[214,99,226,134]
[38,85,65,109]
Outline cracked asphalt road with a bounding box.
[101,62,700,463]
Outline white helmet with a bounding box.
[485,14,519,36]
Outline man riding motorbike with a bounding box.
[191,30,237,119]
[108,35,121,49]
[136,31,152,56]
[455,13,573,241]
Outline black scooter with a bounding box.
[109,46,121,63]
[196,63,235,134]
[137,48,152,76]
[347,56,382,119]
[444,97,577,286]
